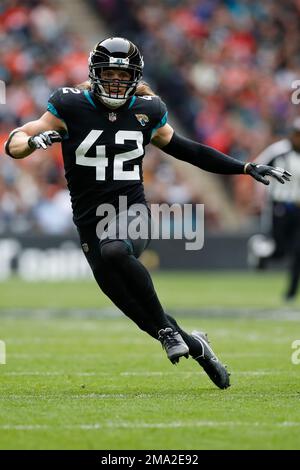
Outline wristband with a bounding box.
[4,130,23,158]
[244,162,251,174]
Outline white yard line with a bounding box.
[4,351,286,359]
[0,421,300,431]
[5,338,146,345]
[3,371,108,376]
[1,307,299,320]
[0,394,132,400]
[120,370,289,376]
[7,352,164,359]
[2,370,294,377]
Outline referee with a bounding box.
[249,117,300,301]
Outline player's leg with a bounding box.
[78,226,157,338]
[84,235,214,364]
[105,209,228,383]
[285,213,300,300]
[79,220,189,363]
[95,244,201,361]
[285,253,300,300]
[272,203,289,259]
[99,207,229,382]
[94,247,227,382]
[79,224,229,385]
[95,264,158,337]
[84,231,207,360]
[99,239,189,363]
[100,239,171,332]
[98,208,189,363]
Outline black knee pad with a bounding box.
[100,240,131,264]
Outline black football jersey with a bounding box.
[47,87,168,227]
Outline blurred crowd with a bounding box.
[0,0,86,233]
[1,0,300,234]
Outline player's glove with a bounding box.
[245,163,292,185]
[28,130,62,150]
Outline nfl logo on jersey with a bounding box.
[108,112,117,122]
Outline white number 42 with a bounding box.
[75,130,143,181]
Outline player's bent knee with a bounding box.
[100,240,130,264]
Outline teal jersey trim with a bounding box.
[84,90,97,109]
[47,102,69,140]
[128,96,136,109]
[47,102,63,120]
[151,111,168,137]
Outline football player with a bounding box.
[4,37,291,389]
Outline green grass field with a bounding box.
[0,272,299,450]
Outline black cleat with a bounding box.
[158,328,189,364]
[191,330,230,389]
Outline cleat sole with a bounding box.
[170,351,189,364]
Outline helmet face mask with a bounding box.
[88,38,144,108]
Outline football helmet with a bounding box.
[88,37,144,108]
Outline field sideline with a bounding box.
[0,272,299,450]
[0,271,296,309]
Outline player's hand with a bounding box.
[245,163,292,185]
[28,130,62,150]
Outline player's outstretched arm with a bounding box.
[151,123,291,185]
[4,111,66,159]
